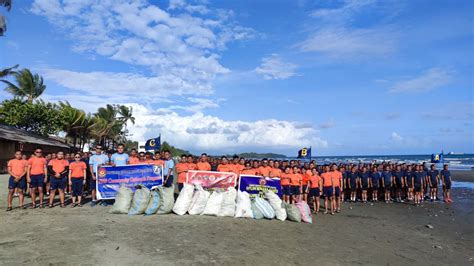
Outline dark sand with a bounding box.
[1,172,473,265]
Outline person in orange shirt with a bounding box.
[128,148,140,164]
[240,161,258,175]
[144,152,155,164]
[269,160,282,178]
[237,158,246,172]
[27,147,48,208]
[217,156,234,173]
[251,161,261,176]
[280,166,292,203]
[152,151,165,167]
[331,164,343,213]
[309,168,322,213]
[187,155,197,171]
[321,165,335,215]
[301,168,312,202]
[196,153,211,171]
[47,151,69,208]
[68,153,87,207]
[7,150,28,211]
[175,154,189,192]
[258,159,272,177]
[290,166,302,203]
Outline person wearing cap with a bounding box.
[89,145,108,205]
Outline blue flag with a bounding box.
[145,136,161,151]
[431,153,443,163]
[297,147,311,160]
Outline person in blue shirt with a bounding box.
[358,166,370,203]
[111,144,129,166]
[404,165,414,201]
[370,166,381,202]
[381,166,393,203]
[89,145,109,204]
[413,165,425,206]
[163,150,175,187]
[427,164,440,202]
[393,165,405,202]
[347,166,358,202]
[441,164,452,203]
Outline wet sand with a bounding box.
[1,173,473,265]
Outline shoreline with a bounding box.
[451,170,473,182]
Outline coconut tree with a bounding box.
[0,64,18,79]
[1,68,46,102]
[59,101,86,147]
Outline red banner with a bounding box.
[186,171,237,189]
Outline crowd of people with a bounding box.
[6,144,454,214]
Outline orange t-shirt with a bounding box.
[309,174,321,188]
[321,173,333,187]
[28,157,47,175]
[8,159,28,177]
[48,159,69,174]
[128,157,140,165]
[258,166,272,177]
[270,168,282,178]
[187,163,197,171]
[151,159,164,166]
[217,164,234,173]
[241,169,259,175]
[196,162,211,171]
[302,170,312,185]
[176,163,188,183]
[70,161,86,178]
[290,173,302,186]
[280,173,291,186]
[332,171,342,187]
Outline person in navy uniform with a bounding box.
[393,165,405,202]
[427,164,440,202]
[358,166,370,203]
[370,166,381,202]
[381,166,393,203]
[441,164,453,203]
[404,165,415,201]
[413,165,425,206]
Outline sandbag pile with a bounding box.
[110,184,314,223]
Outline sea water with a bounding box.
[285,154,474,171]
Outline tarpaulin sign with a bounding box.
[97,164,163,199]
[186,171,237,189]
[238,175,282,198]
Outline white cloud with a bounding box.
[30,0,254,97]
[389,68,453,93]
[165,97,225,113]
[255,54,298,80]
[298,0,398,58]
[391,132,403,142]
[124,104,329,153]
[40,68,213,99]
[297,27,396,57]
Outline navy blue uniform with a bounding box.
[347,172,358,191]
[441,170,451,189]
[428,170,439,188]
[382,171,392,188]
[405,170,414,188]
[359,172,369,189]
[371,172,381,189]
[393,171,404,188]
[414,171,425,192]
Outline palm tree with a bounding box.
[59,101,86,147]
[0,64,18,79]
[1,68,46,102]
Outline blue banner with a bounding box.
[238,175,282,198]
[96,164,163,199]
[145,136,161,151]
[431,153,444,163]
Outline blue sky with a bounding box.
[0,0,473,156]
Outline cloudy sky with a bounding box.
[1,0,473,156]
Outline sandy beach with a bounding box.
[1,172,473,265]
